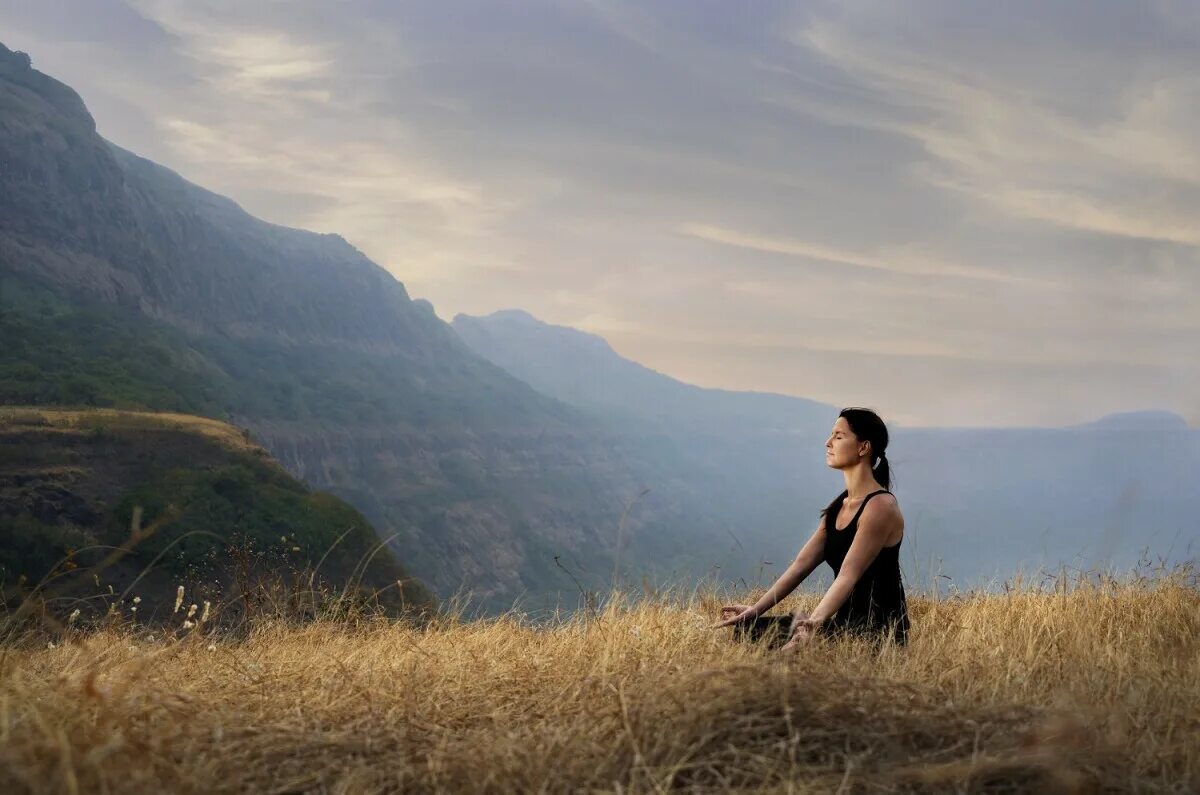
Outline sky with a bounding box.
[3,0,1198,428]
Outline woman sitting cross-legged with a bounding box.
[710,407,910,654]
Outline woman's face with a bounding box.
[825,417,867,469]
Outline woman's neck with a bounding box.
[843,465,883,500]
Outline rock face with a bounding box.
[0,42,749,614]
[1,43,450,352]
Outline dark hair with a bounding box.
[819,407,894,520]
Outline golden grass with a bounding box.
[0,406,262,455]
[1,566,1197,794]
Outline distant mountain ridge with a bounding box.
[452,309,837,432]
[1072,410,1190,430]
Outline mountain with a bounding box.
[453,309,854,574]
[0,42,749,614]
[1073,410,1190,431]
[452,309,836,432]
[0,406,436,621]
[453,310,1200,594]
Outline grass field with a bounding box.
[1,561,1197,794]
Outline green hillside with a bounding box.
[0,407,437,623]
[0,270,546,427]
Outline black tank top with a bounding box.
[822,490,910,646]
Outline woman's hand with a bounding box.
[775,617,822,654]
[710,604,756,629]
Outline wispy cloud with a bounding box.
[788,10,1200,246]
[128,1,337,99]
[681,222,1046,285]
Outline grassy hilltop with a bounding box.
[0,407,436,622]
[1,562,1196,793]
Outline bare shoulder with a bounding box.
[871,492,900,510]
[863,493,903,524]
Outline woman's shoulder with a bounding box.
[868,490,901,513]
[872,489,898,503]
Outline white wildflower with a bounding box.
[68,609,81,624]
[200,601,210,623]
[292,546,301,552]
[187,604,198,619]
[132,596,141,604]
[174,585,184,613]
[46,641,56,650]
[206,643,217,652]
[182,620,194,629]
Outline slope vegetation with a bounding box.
[0,407,436,620]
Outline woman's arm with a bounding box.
[745,520,827,616]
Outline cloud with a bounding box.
[680,222,1047,285]
[787,6,1200,246]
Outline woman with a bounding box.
[710,407,910,653]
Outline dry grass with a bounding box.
[1,563,1197,794]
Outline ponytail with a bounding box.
[872,451,893,491]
